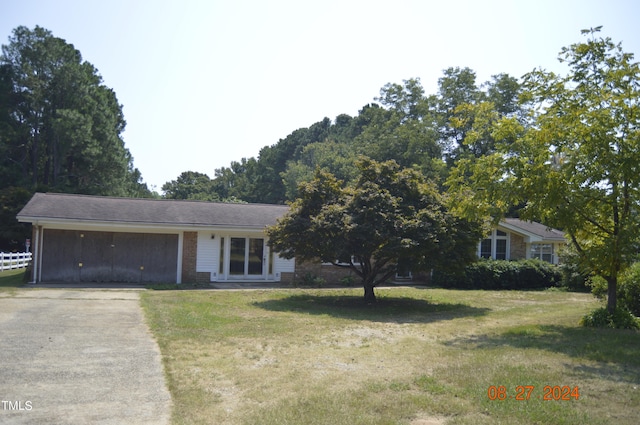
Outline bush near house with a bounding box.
[558,247,592,292]
[432,259,562,290]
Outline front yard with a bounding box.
[141,286,640,425]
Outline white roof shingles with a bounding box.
[17,192,289,229]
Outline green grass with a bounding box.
[0,269,28,292]
[140,287,640,425]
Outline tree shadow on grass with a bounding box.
[252,293,490,324]
[445,324,640,384]
[0,269,28,288]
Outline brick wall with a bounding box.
[294,260,430,285]
[510,233,527,260]
[196,272,210,283]
[280,272,295,284]
[181,231,198,283]
[295,261,356,284]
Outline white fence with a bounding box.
[0,252,32,271]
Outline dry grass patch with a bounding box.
[141,287,640,425]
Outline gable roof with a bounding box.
[17,192,289,229]
[500,218,565,242]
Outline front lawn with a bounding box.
[0,269,27,292]
[140,287,640,425]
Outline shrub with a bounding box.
[580,306,640,330]
[558,247,592,292]
[299,273,325,287]
[588,275,608,299]
[432,259,562,290]
[620,263,640,317]
[587,263,640,317]
[340,275,356,286]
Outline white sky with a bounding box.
[2,0,639,192]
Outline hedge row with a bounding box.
[432,259,562,290]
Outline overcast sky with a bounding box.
[2,0,639,192]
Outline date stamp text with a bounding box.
[487,385,580,401]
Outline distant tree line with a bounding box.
[163,69,521,204]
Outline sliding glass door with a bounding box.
[228,237,265,279]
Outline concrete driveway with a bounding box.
[0,288,171,424]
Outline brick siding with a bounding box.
[510,233,527,260]
[181,231,198,283]
[294,261,356,284]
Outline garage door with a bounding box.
[41,230,179,283]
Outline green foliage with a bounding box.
[200,69,521,205]
[340,275,356,286]
[161,171,219,201]
[590,262,640,316]
[432,259,562,290]
[447,28,640,313]
[298,273,326,287]
[0,186,32,250]
[0,26,151,248]
[281,140,359,200]
[588,275,609,300]
[0,26,146,196]
[580,306,639,330]
[619,263,640,316]
[267,158,482,301]
[558,246,593,292]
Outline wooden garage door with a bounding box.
[40,229,81,282]
[41,230,178,283]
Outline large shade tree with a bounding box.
[267,158,482,302]
[0,25,145,195]
[0,26,149,250]
[448,28,640,313]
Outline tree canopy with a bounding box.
[165,70,523,203]
[0,25,149,250]
[0,26,147,195]
[267,158,482,302]
[447,28,640,313]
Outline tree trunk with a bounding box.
[363,284,376,303]
[607,275,617,314]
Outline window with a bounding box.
[531,244,554,263]
[478,229,509,260]
[495,239,507,260]
[396,258,412,280]
[480,239,492,258]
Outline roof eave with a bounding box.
[498,221,565,243]
[16,216,270,231]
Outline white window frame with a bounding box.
[531,243,554,263]
[478,229,510,260]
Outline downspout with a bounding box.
[31,223,40,284]
[37,225,43,283]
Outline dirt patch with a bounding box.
[411,416,446,425]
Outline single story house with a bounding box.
[17,193,566,284]
[17,192,294,284]
[478,218,565,264]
